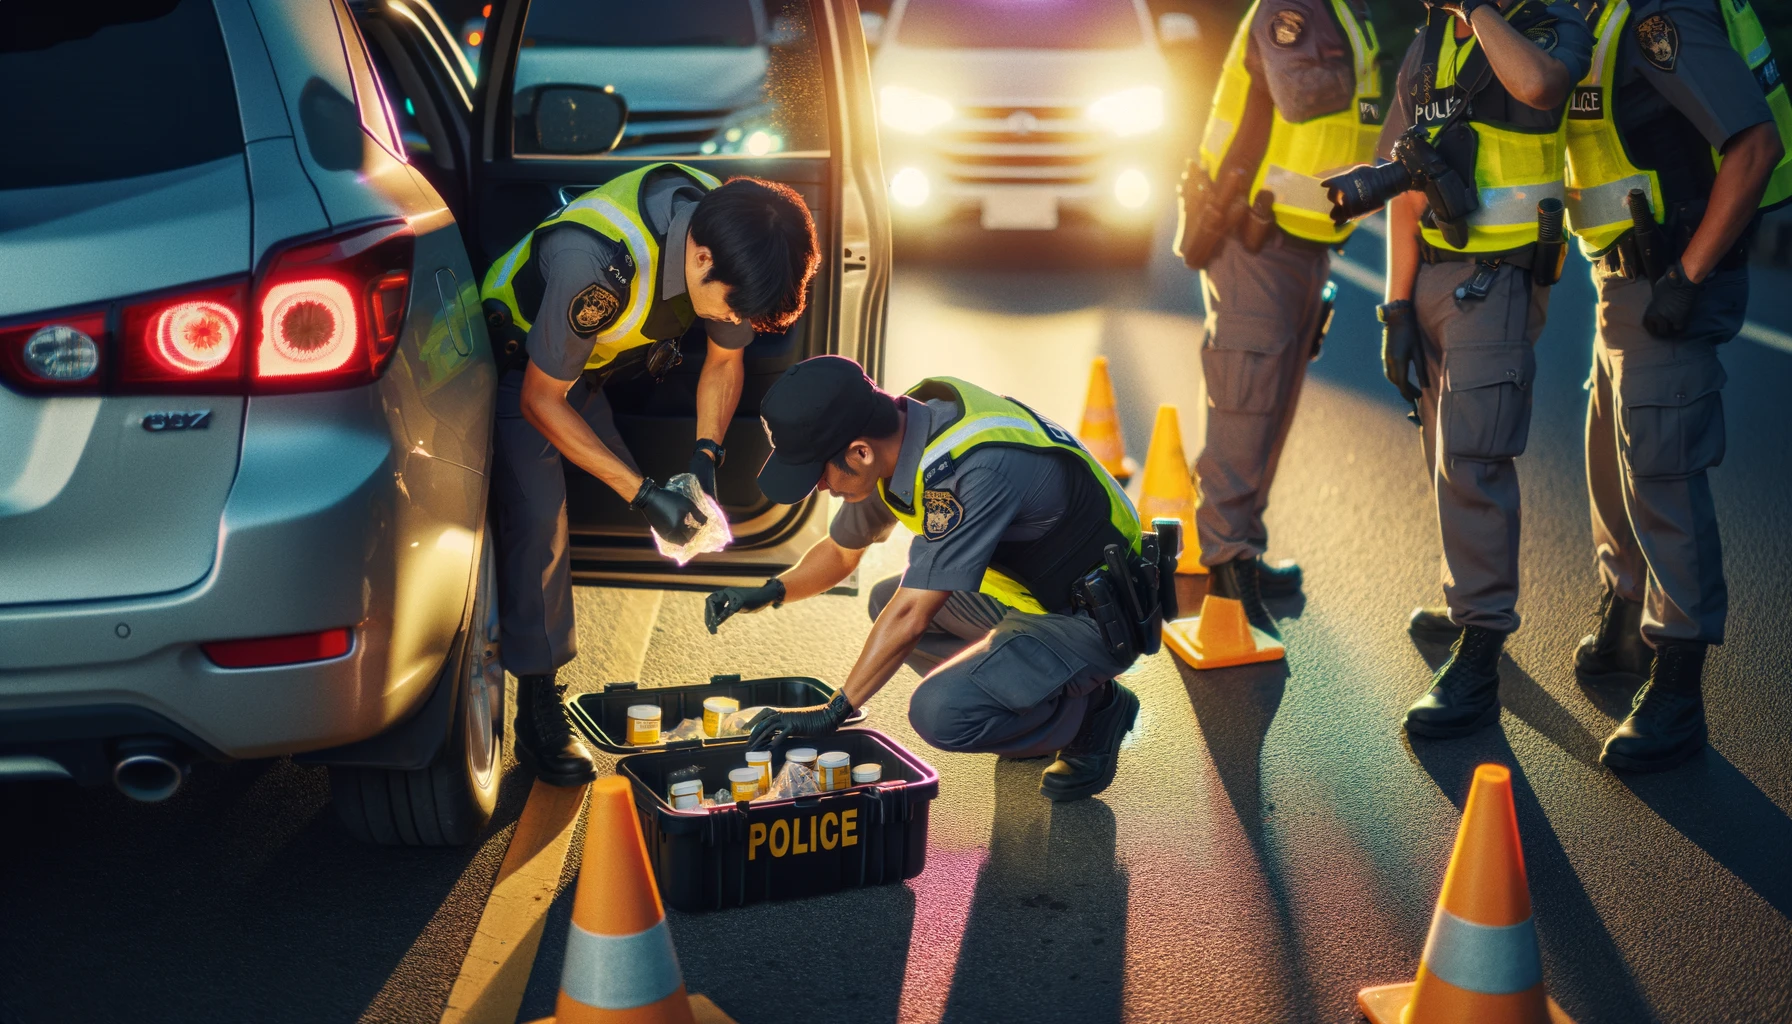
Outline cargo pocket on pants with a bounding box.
[1617,353,1726,479]
[969,632,1078,714]
[1441,346,1536,460]
[1201,316,1285,415]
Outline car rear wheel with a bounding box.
[329,537,503,846]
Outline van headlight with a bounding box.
[1087,86,1165,136]
[880,85,955,134]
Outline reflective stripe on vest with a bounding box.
[1419,5,1570,254]
[479,162,720,371]
[1200,0,1382,243]
[878,378,1141,615]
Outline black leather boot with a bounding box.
[514,673,597,786]
[1256,557,1303,598]
[1408,606,1457,645]
[1573,588,1649,688]
[1040,681,1139,802]
[1214,557,1279,639]
[1600,643,1708,772]
[1403,625,1507,738]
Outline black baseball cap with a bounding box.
[757,355,892,504]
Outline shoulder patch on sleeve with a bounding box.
[1635,13,1678,73]
[1525,25,1558,52]
[1268,8,1306,47]
[568,282,621,338]
[922,489,964,540]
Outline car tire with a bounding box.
[329,536,503,847]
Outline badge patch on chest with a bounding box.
[1268,9,1306,47]
[922,489,964,540]
[1635,13,1678,72]
[568,283,621,338]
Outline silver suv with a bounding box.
[0,0,888,845]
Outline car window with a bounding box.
[0,0,244,190]
[337,0,407,161]
[893,0,1144,50]
[511,0,828,157]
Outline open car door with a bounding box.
[449,0,889,590]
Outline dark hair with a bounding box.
[689,177,820,333]
[828,394,903,470]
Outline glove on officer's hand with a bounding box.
[704,577,786,634]
[630,479,707,545]
[745,690,854,752]
[1378,300,1427,404]
[1644,261,1702,339]
[687,449,718,499]
[1423,0,1496,19]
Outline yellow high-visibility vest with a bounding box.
[1418,2,1570,254]
[1199,0,1383,244]
[480,162,720,372]
[1564,0,1792,254]
[879,378,1142,616]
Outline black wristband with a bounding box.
[694,438,726,467]
[1377,299,1413,323]
[764,577,787,608]
[628,478,655,510]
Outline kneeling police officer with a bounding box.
[481,162,819,785]
[704,357,1178,802]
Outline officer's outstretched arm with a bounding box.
[520,361,643,499]
[1465,6,1573,110]
[704,537,864,633]
[695,339,746,450]
[839,586,951,708]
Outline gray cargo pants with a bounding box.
[1586,265,1739,646]
[1196,235,1332,566]
[1412,260,1550,634]
[491,368,638,675]
[867,576,1133,759]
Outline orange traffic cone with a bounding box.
[1358,764,1577,1024]
[1079,357,1138,483]
[532,776,734,1024]
[1162,566,1284,669]
[1135,403,1203,575]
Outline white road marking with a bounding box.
[1740,320,1792,354]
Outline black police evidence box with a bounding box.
[568,674,866,754]
[613,728,939,912]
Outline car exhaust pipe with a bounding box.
[112,738,189,803]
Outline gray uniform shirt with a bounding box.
[1246,0,1366,123]
[1377,2,1595,159]
[1609,0,1773,171]
[526,171,756,382]
[830,397,1075,594]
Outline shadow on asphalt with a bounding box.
[1404,720,1654,1022]
[937,759,1128,1024]
[1176,658,1324,1019]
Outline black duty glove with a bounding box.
[687,439,724,499]
[630,478,707,546]
[1644,261,1702,339]
[1378,299,1427,404]
[704,577,786,634]
[745,690,854,752]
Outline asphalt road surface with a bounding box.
[5,212,1791,1024]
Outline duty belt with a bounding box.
[1419,239,1536,268]
[1594,231,1751,281]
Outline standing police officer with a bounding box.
[1562,0,1788,770]
[704,357,1175,802]
[1347,0,1592,737]
[1178,0,1385,637]
[480,163,819,785]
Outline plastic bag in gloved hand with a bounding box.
[717,706,772,738]
[650,472,732,566]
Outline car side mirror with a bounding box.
[531,85,628,155]
[1156,12,1200,45]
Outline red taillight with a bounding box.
[0,221,412,397]
[202,627,353,669]
[250,221,413,394]
[118,279,250,391]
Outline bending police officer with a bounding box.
[1562,0,1788,770]
[1332,0,1591,736]
[704,357,1176,802]
[1177,0,1385,638]
[481,163,820,784]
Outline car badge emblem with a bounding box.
[1005,110,1038,135]
[141,410,212,432]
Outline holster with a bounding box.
[483,299,530,373]
[1070,521,1182,663]
[1177,162,1251,271]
